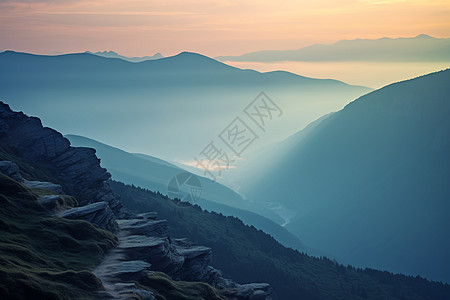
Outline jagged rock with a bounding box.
[40,195,61,206]
[199,267,272,299]
[60,202,119,232]
[118,235,185,276]
[236,286,254,298]
[118,219,170,238]
[93,244,156,300]
[203,266,237,289]
[40,194,77,211]
[172,238,191,247]
[0,161,22,181]
[117,217,213,282]
[136,212,158,220]
[0,161,64,193]
[241,283,271,293]
[173,239,212,281]
[1,161,75,211]
[133,288,155,300]
[0,119,9,135]
[95,211,271,299]
[23,179,63,193]
[102,260,152,281]
[236,283,272,300]
[250,290,269,300]
[0,102,121,214]
[176,244,211,262]
[116,209,133,220]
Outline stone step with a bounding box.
[59,201,119,232]
[99,260,152,281]
[118,235,185,277]
[118,218,169,237]
[136,212,158,220]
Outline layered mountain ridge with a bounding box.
[0,50,370,160]
[216,35,450,62]
[242,69,450,282]
[1,75,450,298]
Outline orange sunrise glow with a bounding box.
[1,0,449,57]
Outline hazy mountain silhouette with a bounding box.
[86,50,164,62]
[0,50,370,161]
[217,35,450,62]
[241,69,450,282]
[66,134,320,256]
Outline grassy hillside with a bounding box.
[0,172,117,299]
[138,272,226,300]
[110,180,450,300]
[0,155,228,300]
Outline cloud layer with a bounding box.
[0,0,449,56]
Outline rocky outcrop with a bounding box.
[93,211,272,300]
[236,283,272,300]
[0,160,64,193]
[173,238,212,281]
[0,160,22,181]
[95,250,155,300]
[23,179,64,193]
[0,102,121,214]
[118,219,170,238]
[135,212,158,220]
[119,234,185,276]
[60,201,119,232]
[39,194,77,211]
[0,160,116,231]
[116,215,206,281]
[99,259,153,282]
[1,160,271,299]
[0,103,271,299]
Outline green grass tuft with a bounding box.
[139,272,226,300]
[0,173,117,299]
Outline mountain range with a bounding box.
[86,51,164,62]
[0,50,370,161]
[216,35,450,62]
[1,45,450,300]
[239,69,450,282]
[2,100,450,299]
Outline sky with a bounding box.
[1,0,450,57]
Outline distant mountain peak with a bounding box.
[172,51,211,60]
[415,33,434,39]
[162,51,234,69]
[216,34,450,63]
[96,50,118,55]
[175,51,209,57]
[86,50,164,62]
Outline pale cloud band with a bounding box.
[0,0,449,56]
